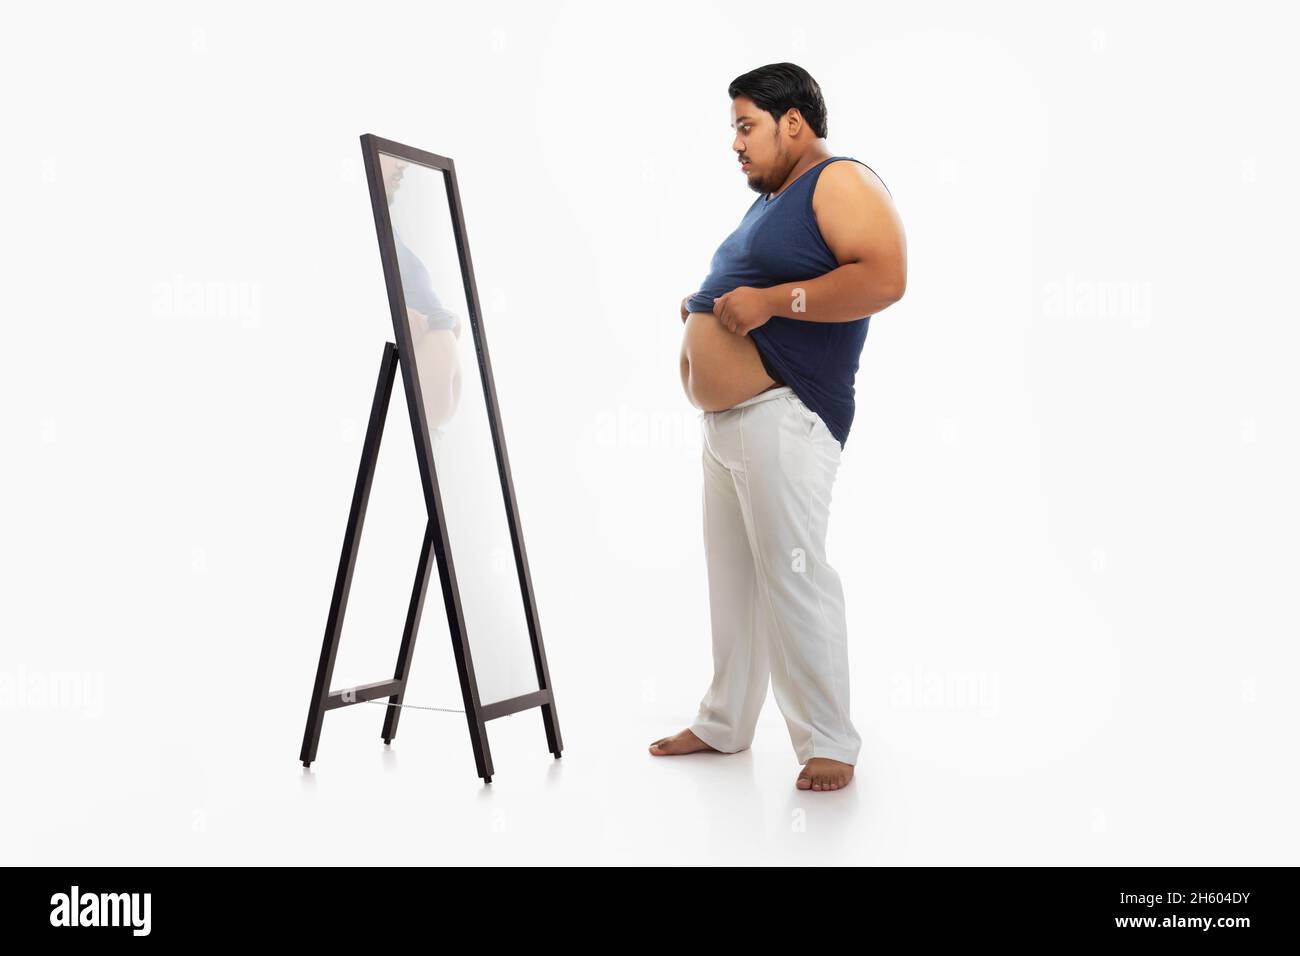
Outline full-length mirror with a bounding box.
[369,145,540,708]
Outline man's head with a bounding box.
[378,153,410,205]
[727,62,829,196]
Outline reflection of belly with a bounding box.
[412,329,463,428]
[679,311,777,412]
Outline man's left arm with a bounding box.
[714,162,907,333]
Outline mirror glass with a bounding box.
[376,150,539,707]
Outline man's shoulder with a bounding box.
[809,157,905,269]
[812,158,892,208]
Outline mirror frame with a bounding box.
[359,133,562,774]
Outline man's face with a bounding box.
[379,154,409,204]
[730,95,788,196]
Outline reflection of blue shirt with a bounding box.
[394,228,459,332]
[686,156,884,450]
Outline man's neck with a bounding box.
[768,147,835,200]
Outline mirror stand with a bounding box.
[298,342,455,771]
[299,341,559,783]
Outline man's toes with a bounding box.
[650,733,693,755]
[797,760,855,790]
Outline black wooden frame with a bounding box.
[299,135,562,783]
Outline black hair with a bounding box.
[728,62,828,139]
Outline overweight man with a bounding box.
[650,62,907,792]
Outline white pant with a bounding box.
[689,385,861,766]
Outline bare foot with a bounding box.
[796,757,854,791]
[648,728,719,756]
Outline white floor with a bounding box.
[6,662,1292,866]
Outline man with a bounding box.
[652,63,907,792]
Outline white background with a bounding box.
[2,0,1296,865]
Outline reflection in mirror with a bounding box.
[379,151,538,706]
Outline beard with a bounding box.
[745,139,788,195]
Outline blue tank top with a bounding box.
[685,155,884,449]
[394,227,458,332]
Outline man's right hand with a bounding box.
[681,296,690,323]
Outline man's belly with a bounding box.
[679,311,778,411]
[412,328,463,428]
